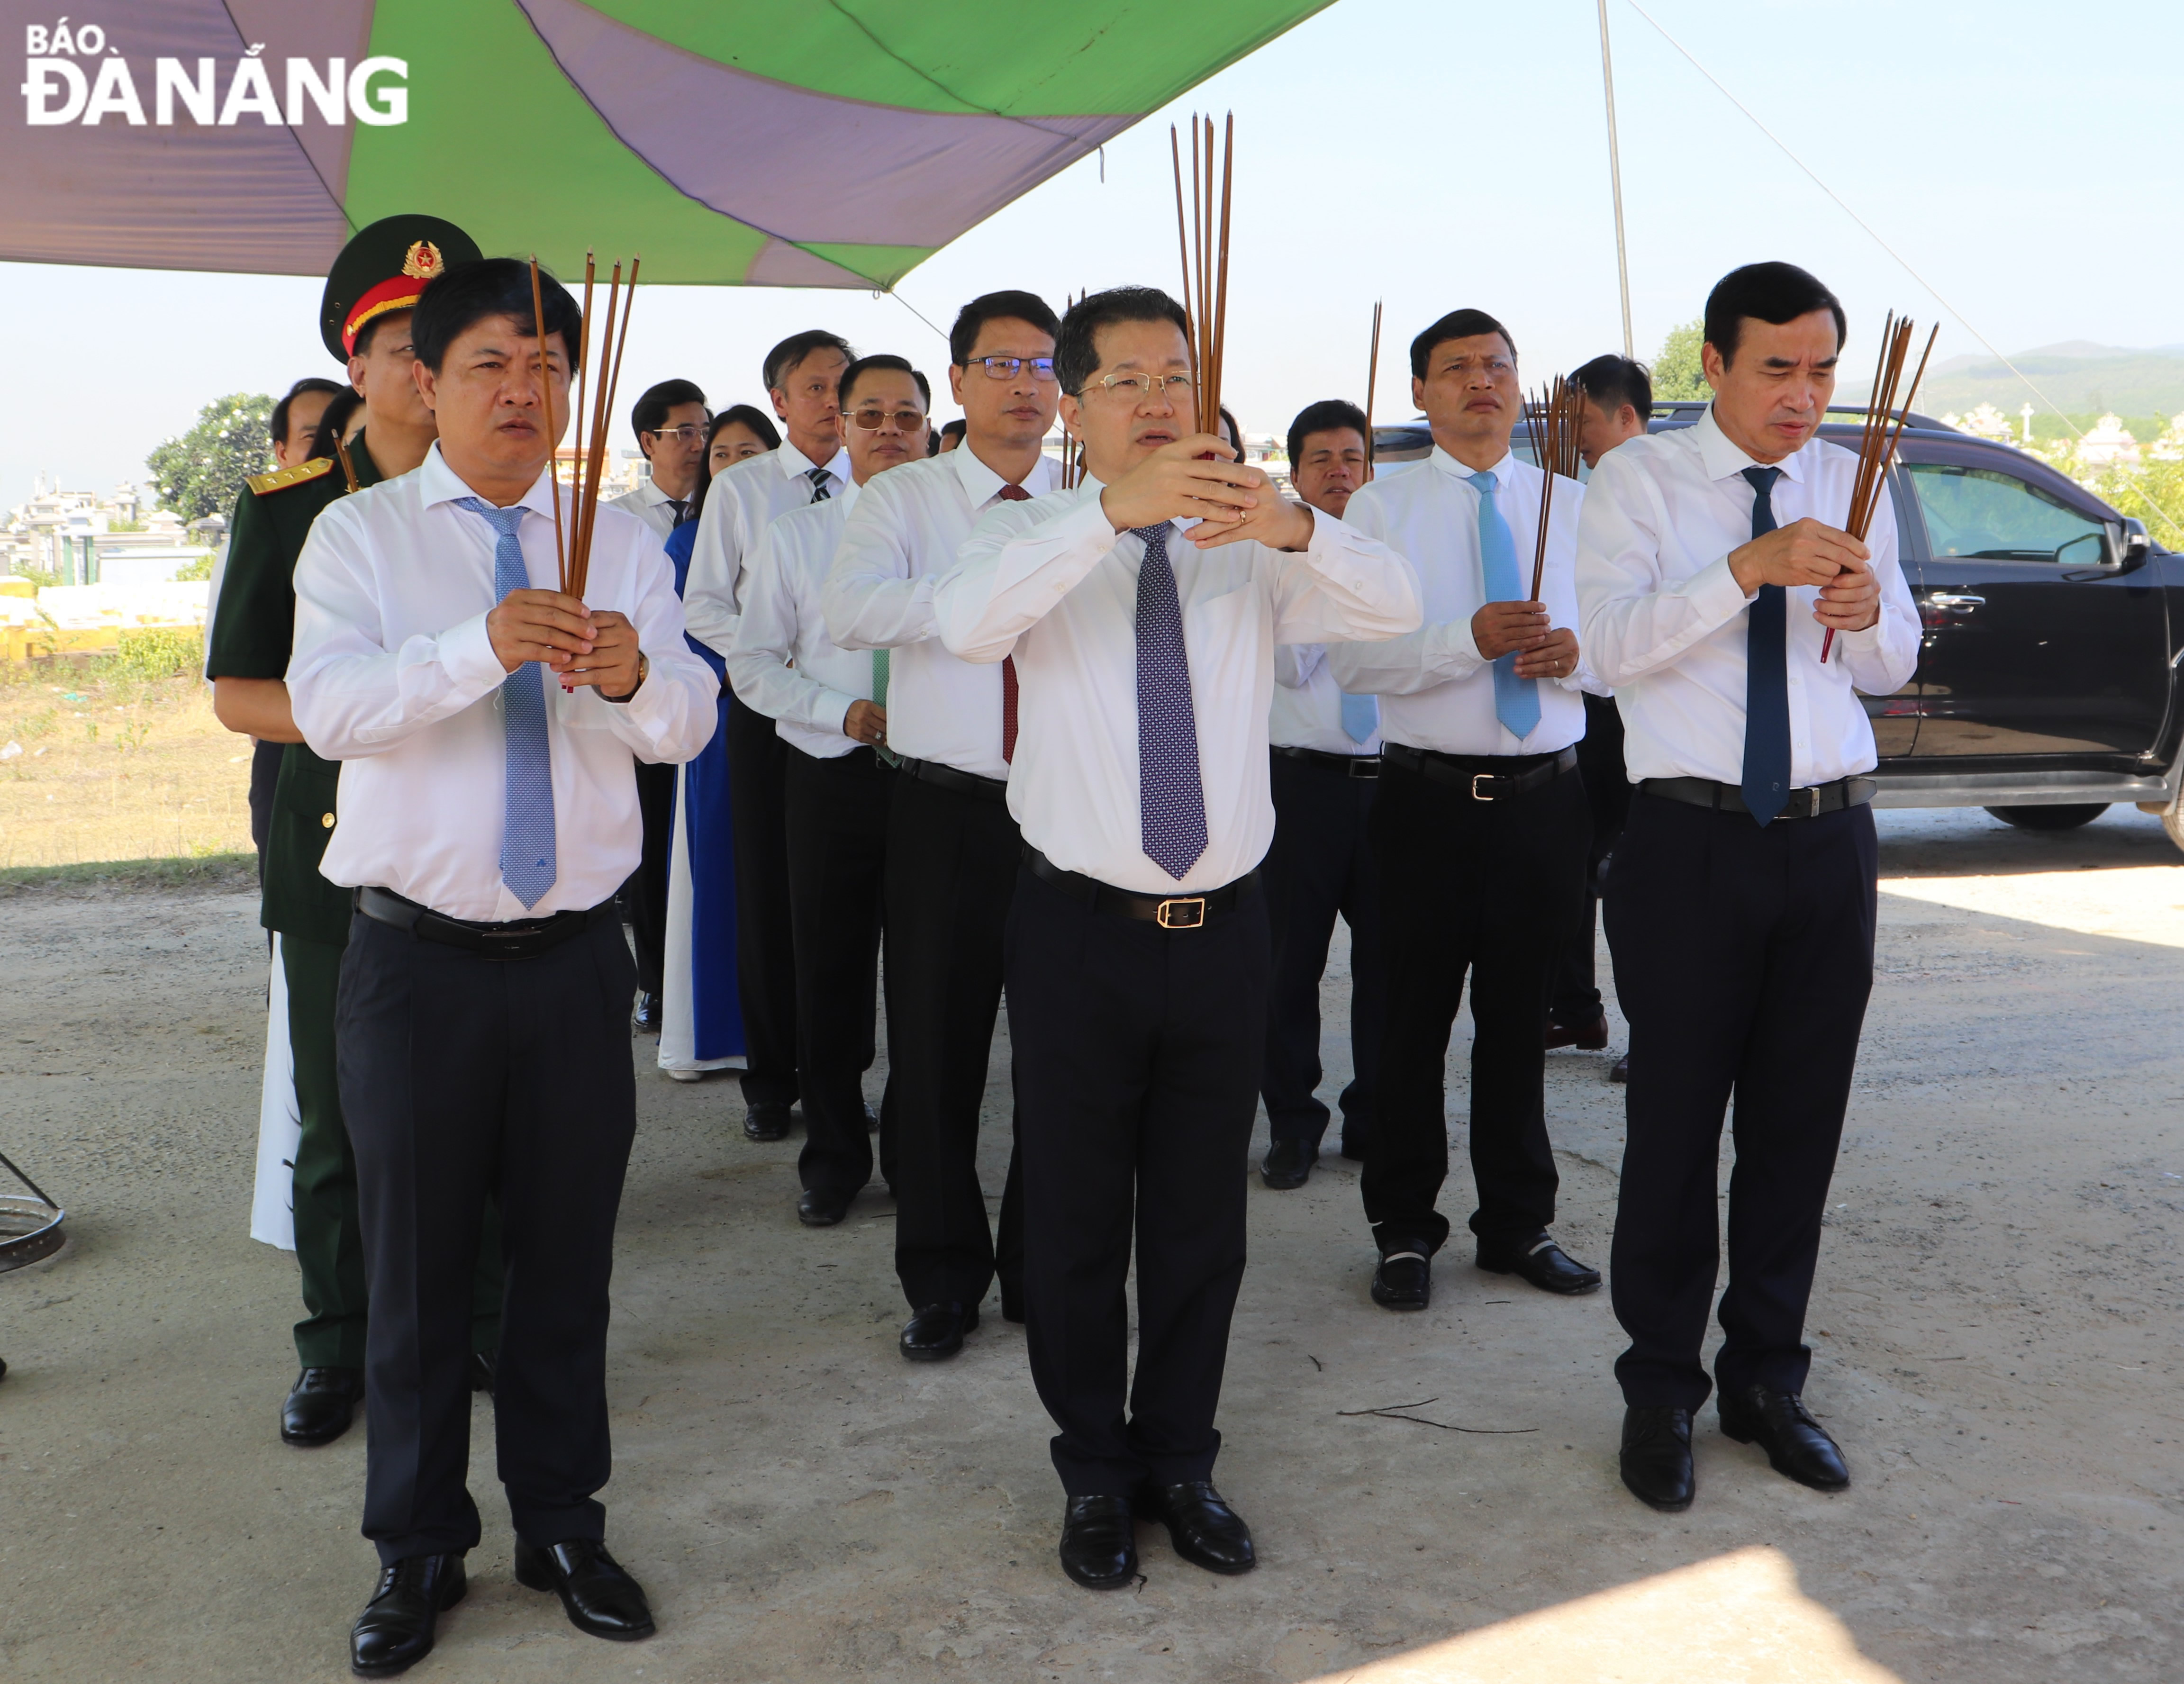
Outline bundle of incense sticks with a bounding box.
[527,251,640,600]
[1060,287,1086,489]
[1526,375,1586,600]
[1822,311,1936,661]
[1169,113,1234,444]
[1364,299,1383,476]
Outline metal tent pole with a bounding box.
[1597,0,1634,359]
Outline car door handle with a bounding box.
[1922,593,1984,612]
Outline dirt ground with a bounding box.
[0,805,2179,1682]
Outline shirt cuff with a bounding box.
[438,610,507,696]
[1684,554,1759,628]
[819,690,854,737]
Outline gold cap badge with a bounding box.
[401,240,445,280]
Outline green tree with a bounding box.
[147,393,272,522]
[1652,318,1709,401]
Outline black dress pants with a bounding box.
[1551,694,1632,1029]
[623,759,678,996]
[1361,757,1589,1258]
[1260,752,1384,1155]
[337,911,636,1566]
[885,772,1024,1313]
[725,690,800,1109]
[1006,867,1269,1496]
[783,746,894,1203]
[248,736,284,887]
[1604,794,1877,1411]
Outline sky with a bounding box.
[4,0,2178,512]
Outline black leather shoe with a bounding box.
[1477,1234,1602,1295]
[863,1101,880,1133]
[1545,1011,1609,1050]
[1610,1053,1630,1084]
[282,1366,364,1447]
[470,1351,496,1396]
[1260,1138,1316,1189]
[1719,1385,1850,1491]
[1620,1406,1695,1512]
[350,1552,464,1677]
[900,1302,978,1362]
[515,1538,655,1641]
[743,1101,792,1142]
[797,1187,850,1227]
[1140,1480,1256,1575]
[1058,1495,1137,1590]
[1370,1251,1431,1311]
[631,991,662,1033]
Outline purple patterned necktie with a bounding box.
[1132,523,1208,879]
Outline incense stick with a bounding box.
[1822,315,1935,661]
[527,256,565,591]
[1527,376,1585,601]
[560,257,640,604]
[1169,113,1236,444]
[1365,299,1383,479]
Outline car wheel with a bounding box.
[2151,791,2184,856]
[1984,804,2109,831]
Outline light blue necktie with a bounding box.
[455,498,557,909]
[1338,689,1380,745]
[1467,469,1541,741]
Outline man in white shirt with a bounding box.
[730,355,929,1227]
[1331,309,1602,1316]
[935,287,1420,1593]
[683,330,853,1141]
[1259,398,1385,1191]
[606,377,708,1034]
[825,291,1060,1359]
[1576,262,1919,1513]
[289,259,716,1674]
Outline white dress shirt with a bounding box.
[824,443,1059,779]
[682,440,851,661]
[1270,644,1382,755]
[933,483,1422,894]
[287,444,718,922]
[1328,446,1586,756]
[606,475,692,542]
[726,483,875,760]
[1575,403,1920,787]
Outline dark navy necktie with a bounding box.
[1133,523,1208,879]
[806,467,832,504]
[1740,466,1791,825]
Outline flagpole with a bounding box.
[1597,0,1634,359]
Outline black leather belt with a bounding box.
[1271,744,1380,779]
[1381,742,1577,800]
[1022,846,1258,930]
[897,755,1008,802]
[1640,776,1876,819]
[355,886,617,960]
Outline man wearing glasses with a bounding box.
[825,290,1062,1364]
[728,355,930,1227]
[935,287,1420,1591]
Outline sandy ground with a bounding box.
[1,805,2179,1682]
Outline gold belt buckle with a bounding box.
[1155,896,1207,929]
[1471,772,1497,801]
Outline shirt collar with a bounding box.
[949,440,1060,507]
[1429,444,1518,487]
[778,439,850,482]
[418,441,563,519]
[1693,402,1807,484]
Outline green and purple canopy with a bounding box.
[3,0,1332,285]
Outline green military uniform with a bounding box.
[211,214,504,1375]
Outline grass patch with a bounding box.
[0,851,257,896]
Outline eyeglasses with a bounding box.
[848,407,927,432]
[643,425,706,444]
[1090,371,1195,400]
[971,356,1057,382]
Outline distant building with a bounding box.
[2076,414,2141,470]
[1941,402,2017,444]
[2,478,205,585]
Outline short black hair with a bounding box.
[1055,286,1192,396]
[306,387,364,464]
[948,290,1061,367]
[1703,262,1846,368]
[838,353,931,412]
[1219,407,1243,453]
[1570,354,1654,422]
[271,377,345,449]
[410,258,583,375]
[1287,398,1369,474]
[940,418,967,443]
[1410,309,1516,379]
[763,330,854,395]
[632,378,707,441]
[709,403,780,455]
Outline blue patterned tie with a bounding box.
[1740,467,1792,825]
[1339,689,1380,745]
[1133,524,1208,879]
[806,466,832,503]
[456,498,557,908]
[1467,470,1541,741]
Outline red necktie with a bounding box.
[997,483,1033,761]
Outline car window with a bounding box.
[1904,462,2105,561]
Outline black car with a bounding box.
[1370,405,2184,849]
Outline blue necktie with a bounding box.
[1133,524,1208,879]
[1740,466,1792,826]
[455,498,557,908]
[1339,689,1380,745]
[1467,470,1541,741]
